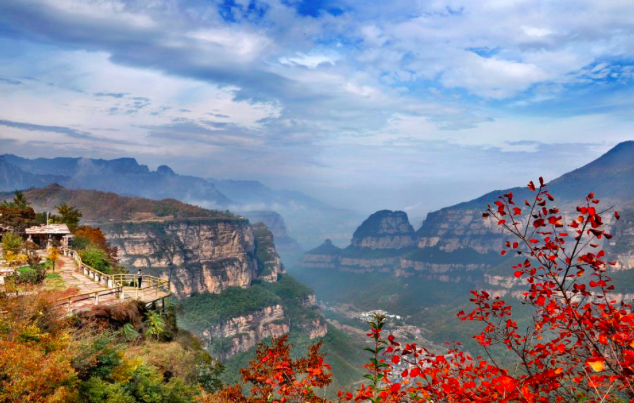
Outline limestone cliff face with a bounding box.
[301,239,341,269]
[201,304,290,360]
[101,218,283,297]
[252,222,286,282]
[400,259,488,273]
[197,294,327,360]
[338,257,400,273]
[351,210,416,250]
[416,208,509,253]
[606,207,634,270]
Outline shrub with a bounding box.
[16,265,47,285]
[80,246,114,274]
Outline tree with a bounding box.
[0,190,30,209]
[204,335,332,403]
[74,225,119,263]
[47,246,59,273]
[1,232,27,268]
[56,203,82,231]
[342,180,634,402]
[0,205,35,233]
[145,311,166,341]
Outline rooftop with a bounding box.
[26,223,71,235]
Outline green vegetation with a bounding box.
[179,286,282,332]
[16,265,47,284]
[180,275,316,332]
[0,292,224,403]
[0,190,30,209]
[79,246,116,274]
[294,267,477,313]
[178,274,367,395]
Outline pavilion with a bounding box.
[25,223,72,249]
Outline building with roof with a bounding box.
[26,223,72,248]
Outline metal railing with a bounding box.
[56,248,172,314]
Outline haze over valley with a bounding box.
[0,1,633,402]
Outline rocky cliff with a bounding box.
[201,304,290,360]
[301,142,634,280]
[605,207,634,270]
[101,218,284,297]
[351,210,416,249]
[179,276,328,359]
[17,185,326,362]
[242,210,304,264]
[301,239,342,269]
[416,141,634,254]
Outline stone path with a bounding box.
[57,255,109,295]
[55,255,120,312]
[54,254,170,313]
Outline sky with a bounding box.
[0,0,632,216]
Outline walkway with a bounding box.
[57,255,109,296]
[55,251,171,314]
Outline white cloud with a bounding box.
[441,54,548,98]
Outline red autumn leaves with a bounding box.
[211,178,631,403]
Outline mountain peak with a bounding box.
[351,210,416,249]
[307,239,342,255]
[156,165,175,175]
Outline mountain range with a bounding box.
[303,141,634,275]
[294,140,634,365]
[0,154,362,250]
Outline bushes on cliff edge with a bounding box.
[0,292,223,403]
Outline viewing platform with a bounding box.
[55,249,172,314]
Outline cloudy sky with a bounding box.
[0,0,632,215]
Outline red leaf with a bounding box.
[615,211,620,220]
[514,271,522,278]
[528,181,536,191]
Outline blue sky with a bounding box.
[0,0,632,215]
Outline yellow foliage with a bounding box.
[4,250,28,268]
[587,359,605,372]
[110,355,143,384]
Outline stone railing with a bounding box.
[57,248,171,313]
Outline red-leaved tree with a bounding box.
[341,178,633,402]
[201,335,332,403]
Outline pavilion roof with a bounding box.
[25,223,71,235]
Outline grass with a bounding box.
[44,272,67,291]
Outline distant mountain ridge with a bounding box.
[302,141,634,277]
[0,154,362,250]
[0,154,232,206]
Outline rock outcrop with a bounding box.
[301,239,342,269]
[351,210,416,250]
[201,304,290,360]
[193,293,327,360]
[102,218,284,297]
[252,222,286,282]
